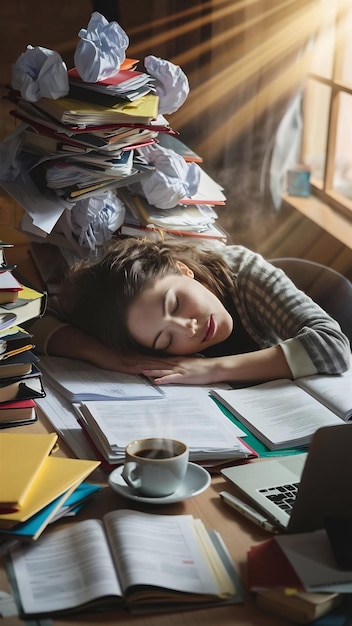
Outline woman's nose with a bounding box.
[185,318,197,336]
[172,317,197,336]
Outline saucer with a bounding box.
[108,462,211,504]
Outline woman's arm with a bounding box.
[29,312,176,374]
[142,345,292,385]
[229,247,351,378]
[46,324,127,370]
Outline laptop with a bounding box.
[221,424,352,534]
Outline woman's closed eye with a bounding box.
[171,295,179,314]
[155,331,172,352]
[162,335,172,351]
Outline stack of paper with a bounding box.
[67,65,155,102]
[32,93,159,126]
[35,356,256,468]
[4,54,169,203]
[0,34,230,258]
[118,188,227,242]
[72,387,254,465]
[0,431,100,540]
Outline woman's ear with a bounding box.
[175,260,194,278]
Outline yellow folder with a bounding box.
[0,456,100,528]
[0,432,58,510]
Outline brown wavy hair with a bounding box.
[60,236,236,355]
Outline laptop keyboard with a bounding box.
[258,483,299,515]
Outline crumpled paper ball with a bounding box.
[144,55,189,114]
[74,12,129,83]
[11,46,69,102]
[70,191,125,250]
[133,144,200,209]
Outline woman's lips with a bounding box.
[203,315,215,342]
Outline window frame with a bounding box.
[302,1,352,221]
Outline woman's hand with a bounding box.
[142,356,226,385]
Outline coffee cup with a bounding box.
[121,437,189,497]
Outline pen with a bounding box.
[219,491,278,533]
[0,264,17,273]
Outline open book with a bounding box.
[6,510,242,616]
[211,369,352,450]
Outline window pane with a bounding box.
[309,0,336,79]
[333,91,352,199]
[302,79,330,183]
[339,4,352,84]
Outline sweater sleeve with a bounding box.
[26,295,70,355]
[29,315,70,355]
[223,246,351,378]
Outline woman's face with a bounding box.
[127,266,233,356]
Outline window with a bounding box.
[302,0,352,219]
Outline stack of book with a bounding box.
[0,430,101,541]
[117,133,227,243]
[0,240,47,428]
[1,32,229,296]
[5,56,178,204]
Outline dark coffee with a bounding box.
[135,448,176,459]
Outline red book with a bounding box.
[247,538,304,592]
[68,67,145,87]
[0,398,37,428]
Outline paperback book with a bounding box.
[6,510,242,616]
[211,370,352,450]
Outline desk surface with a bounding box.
[0,245,292,626]
[0,419,294,626]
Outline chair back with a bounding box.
[270,257,352,346]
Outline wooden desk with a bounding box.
[0,410,294,626]
[0,245,292,625]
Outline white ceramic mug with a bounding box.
[121,437,189,497]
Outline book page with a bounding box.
[39,355,163,401]
[79,389,246,457]
[9,519,122,614]
[104,510,227,598]
[297,368,352,421]
[211,381,342,449]
[36,382,98,460]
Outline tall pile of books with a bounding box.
[5,57,176,204]
[0,20,229,296]
[0,240,46,428]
